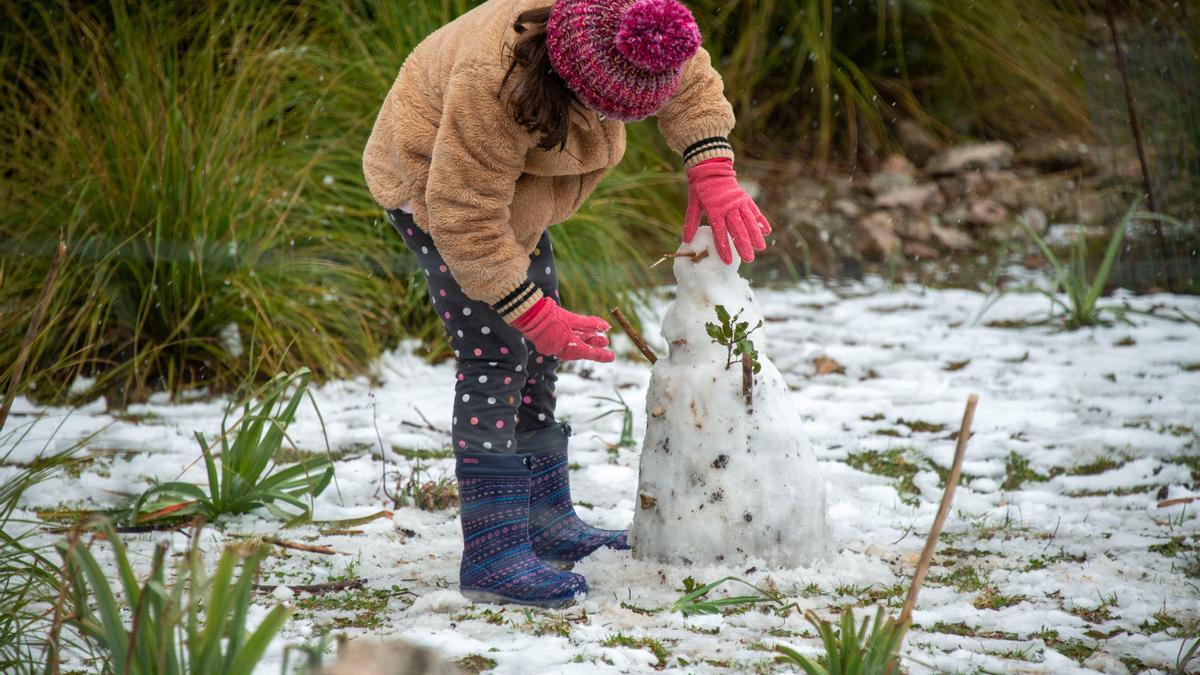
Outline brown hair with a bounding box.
[501,7,579,151]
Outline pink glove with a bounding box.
[512,297,614,363]
[684,157,771,264]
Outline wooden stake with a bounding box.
[741,353,753,409]
[610,307,658,364]
[0,237,67,432]
[898,393,979,628]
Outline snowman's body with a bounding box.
[629,227,831,567]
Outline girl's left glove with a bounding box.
[511,298,614,363]
[683,157,771,264]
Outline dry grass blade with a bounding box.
[0,237,66,432]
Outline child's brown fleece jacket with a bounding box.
[362,0,735,317]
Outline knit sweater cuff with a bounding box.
[680,131,735,169]
[490,279,545,324]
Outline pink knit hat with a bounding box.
[546,0,702,121]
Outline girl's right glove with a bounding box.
[512,298,614,363]
[684,157,771,264]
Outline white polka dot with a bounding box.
[481,326,491,334]
[515,365,523,372]
[506,440,512,448]
[483,442,492,449]
[487,397,496,404]
[545,266,551,274]
[478,375,488,383]
[423,269,429,276]
[538,413,546,421]
[489,361,497,366]
[421,246,428,254]
[462,307,472,316]
[453,417,458,424]
[461,394,470,402]
[456,330,463,338]
[454,350,460,357]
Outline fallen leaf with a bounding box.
[813,356,845,376]
[944,359,971,371]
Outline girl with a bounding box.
[363,0,771,607]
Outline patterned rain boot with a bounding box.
[518,424,630,568]
[456,453,588,607]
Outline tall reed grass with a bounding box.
[1,0,1093,403]
[693,0,1089,166]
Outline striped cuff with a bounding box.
[682,135,735,169]
[491,279,545,323]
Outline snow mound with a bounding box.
[629,226,832,567]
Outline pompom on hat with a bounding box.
[546,0,702,121]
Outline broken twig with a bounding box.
[1158,496,1198,508]
[610,307,658,364]
[650,249,709,268]
[898,393,979,628]
[267,536,340,556]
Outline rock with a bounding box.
[1019,207,1048,233]
[967,199,1008,227]
[831,198,863,219]
[867,171,916,197]
[927,141,1015,175]
[1013,173,1075,218]
[896,119,945,167]
[895,216,934,241]
[964,171,989,196]
[320,639,465,675]
[874,183,942,213]
[941,205,970,228]
[902,241,940,260]
[1015,137,1093,172]
[879,153,917,176]
[271,585,295,602]
[856,212,901,260]
[983,170,1023,208]
[931,224,974,251]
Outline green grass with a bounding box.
[601,633,671,670]
[690,0,1089,165]
[775,608,908,675]
[2,0,1117,405]
[0,0,677,405]
[0,424,93,673]
[292,586,411,630]
[53,527,288,674]
[1002,452,1048,491]
[128,369,333,524]
[845,448,921,505]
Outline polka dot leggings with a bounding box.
[388,209,559,454]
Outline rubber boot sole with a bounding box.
[461,587,583,608]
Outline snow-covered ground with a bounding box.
[4,280,1199,674]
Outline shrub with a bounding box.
[53,527,288,675]
[0,0,678,404]
[693,0,1090,165]
[0,424,90,673]
[129,369,332,524]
